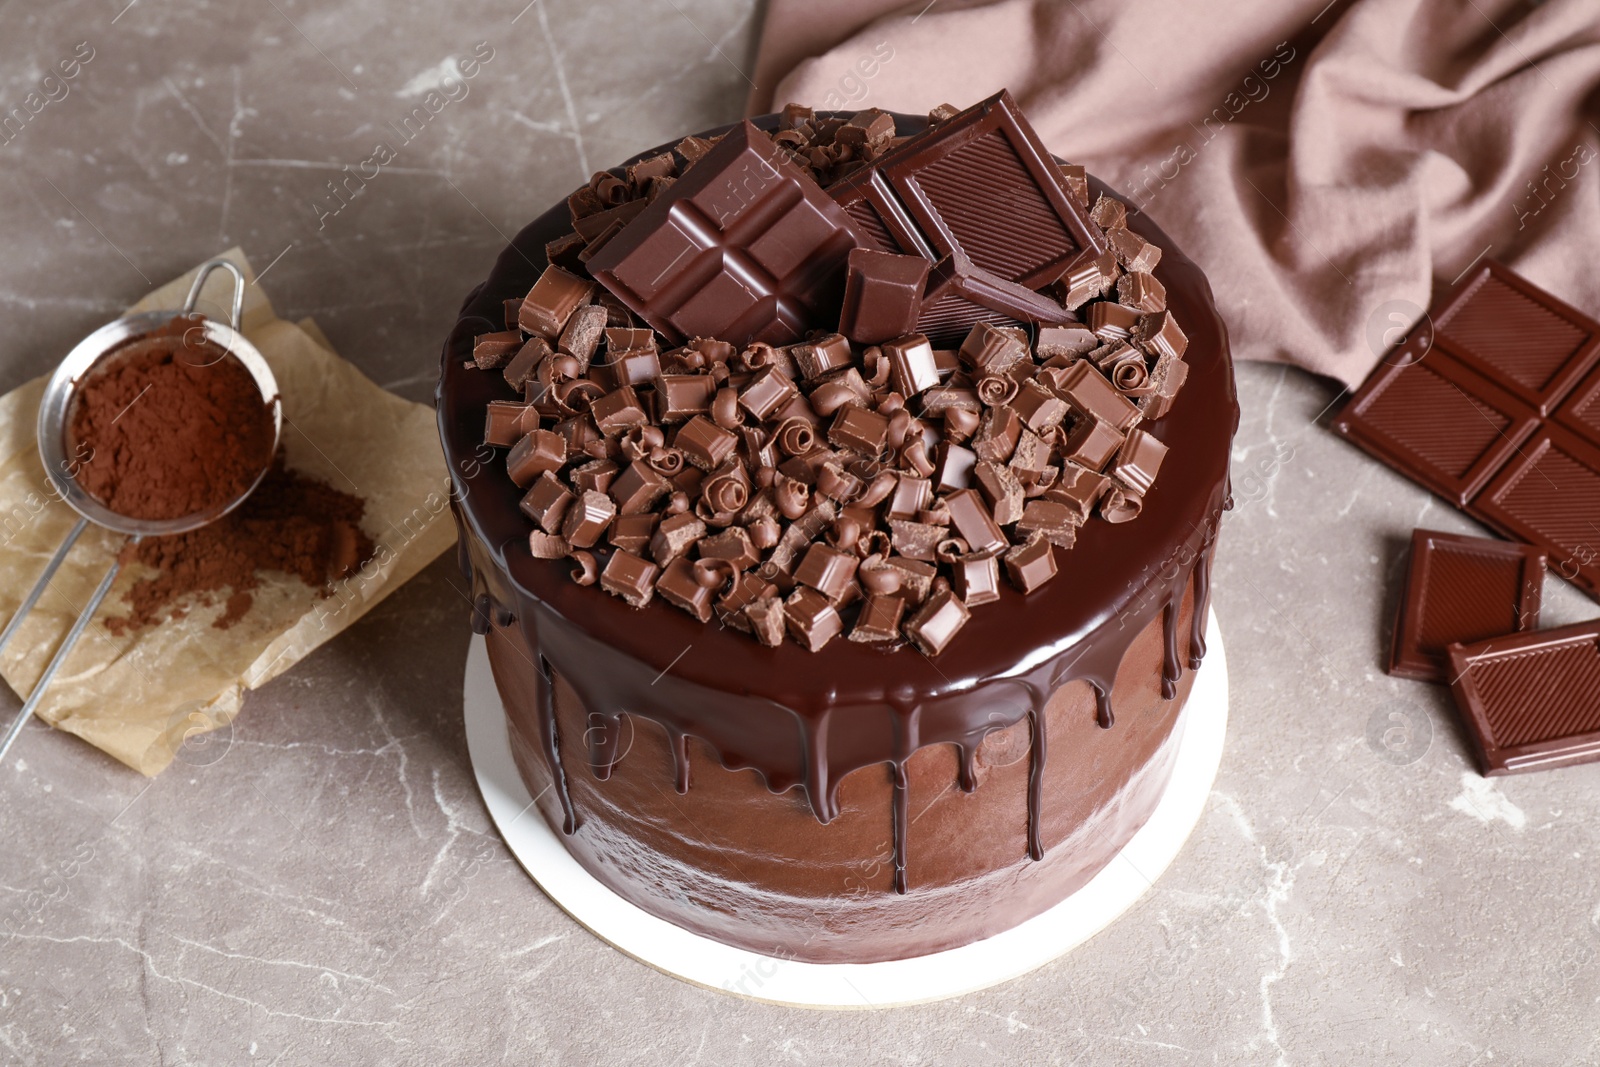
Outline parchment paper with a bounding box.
[0,249,455,775]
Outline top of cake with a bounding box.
[447,91,1206,658]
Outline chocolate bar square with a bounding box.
[1330,339,1540,507]
[1473,425,1600,597]
[587,122,865,348]
[1554,361,1600,447]
[1389,529,1546,683]
[1446,619,1600,775]
[1431,261,1600,415]
[877,90,1104,290]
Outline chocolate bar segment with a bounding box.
[1554,361,1600,447]
[838,249,929,344]
[1330,342,1540,507]
[1431,260,1600,415]
[587,122,866,348]
[1473,425,1600,597]
[1445,619,1600,775]
[1389,529,1545,683]
[878,90,1104,289]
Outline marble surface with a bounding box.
[2,1,1599,1063]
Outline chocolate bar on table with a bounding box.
[1388,529,1546,683]
[1331,259,1600,596]
[1445,619,1600,776]
[586,122,866,348]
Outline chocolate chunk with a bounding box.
[1011,379,1068,433]
[828,404,890,455]
[904,587,970,657]
[784,587,844,651]
[1113,427,1168,495]
[1057,361,1142,431]
[974,460,1025,525]
[839,108,896,147]
[1015,500,1080,548]
[794,543,860,602]
[918,256,1067,341]
[484,401,534,448]
[608,511,658,554]
[971,405,1022,463]
[1117,271,1167,313]
[506,429,567,487]
[519,470,575,532]
[920,385,982,416]
[950,553,1001,606]
[1089,194,1127,232]
[718,570,777,626]
[519,265,595,339]
[1446,619,1600,775]
[1088,301,1142,342]
[503,298,523,332]
[586,122,866,348]
[657,556,714,622]
[528,530,571,560]
[570,458,618,494]
[1135,310,1188,360]
[1056,162,1089,206]
[1035,324,1098,363]
[874,90,1103,289]
[1007,428,1052,482]
[1107,226,1161,273]
[699,526,760,571]
[1389,529,1546,683]
[604,326,656,355]
[473,330,523,370]
[1139,356,1189,419]
[574,199,648,244]
[944,488,1006,555]
[590,385,649,435]
[746,595,788,647]
[601,549,658,608]
[504,336,553,392]
[883,556,936,604]
[839,249,929,344]
[739,366,799,421]
[610,459,671,514]
[657,375,716,421]
[650,511,706,564]
[789,333,854,380]
[1003,532,1058,593]
[931,440,977,492]
[881,333,940,398]
[849,594,906,642]
[558,304,609,368]
[886,474,932,520]
[959,322,1028,375]
[1061,417,1122,471]
[606,346,663,389]
[674,415,739,469]
[561,489,616,548]
[1048,463,1110,520]
[889,519,947,561]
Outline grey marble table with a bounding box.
[2,1,1598,1064]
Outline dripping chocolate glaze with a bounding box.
[438,114,1238,890]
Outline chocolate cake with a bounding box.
[438,95,1237,963]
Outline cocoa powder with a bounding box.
[70,315,275,521]
[105,452,375,635]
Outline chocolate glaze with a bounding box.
[437,115,1237,907]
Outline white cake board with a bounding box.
[464,609,1228,1009]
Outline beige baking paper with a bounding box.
[0,249,456,775]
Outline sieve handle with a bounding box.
[180,258,247,331]
[0,516,88,659]
[0,541,126,766]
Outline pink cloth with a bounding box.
[747,0,1600,386]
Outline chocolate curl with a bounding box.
[569,550,599,585]
[647,446,684,475]
[712,386,740,429]
[858,554,902,594]
[590,171,628,206]
[808,379,857,417]
[619,425,666,461]
[692,557,737,593]
[555,379,605,414]
[1100,485,1143,523]
[944,407,980,441]
[935,537,972,564]
[1108,352,1153,396]
[828,516,863,554]
[861,529,891,559]
[862,346,892,389]
[977,375,1018,407]
[856,469,898,508]
[774,475,810,519]
[901,439,935,477]
[747,515,782,549]
[918,500,952,527]
[696,463,751,525]
[664,490,691,515]
[775,417,817,457]
[886,409,913,451]
[738,342,778,370]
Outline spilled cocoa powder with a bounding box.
[105,452,375,635]
[70,315,276,522]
